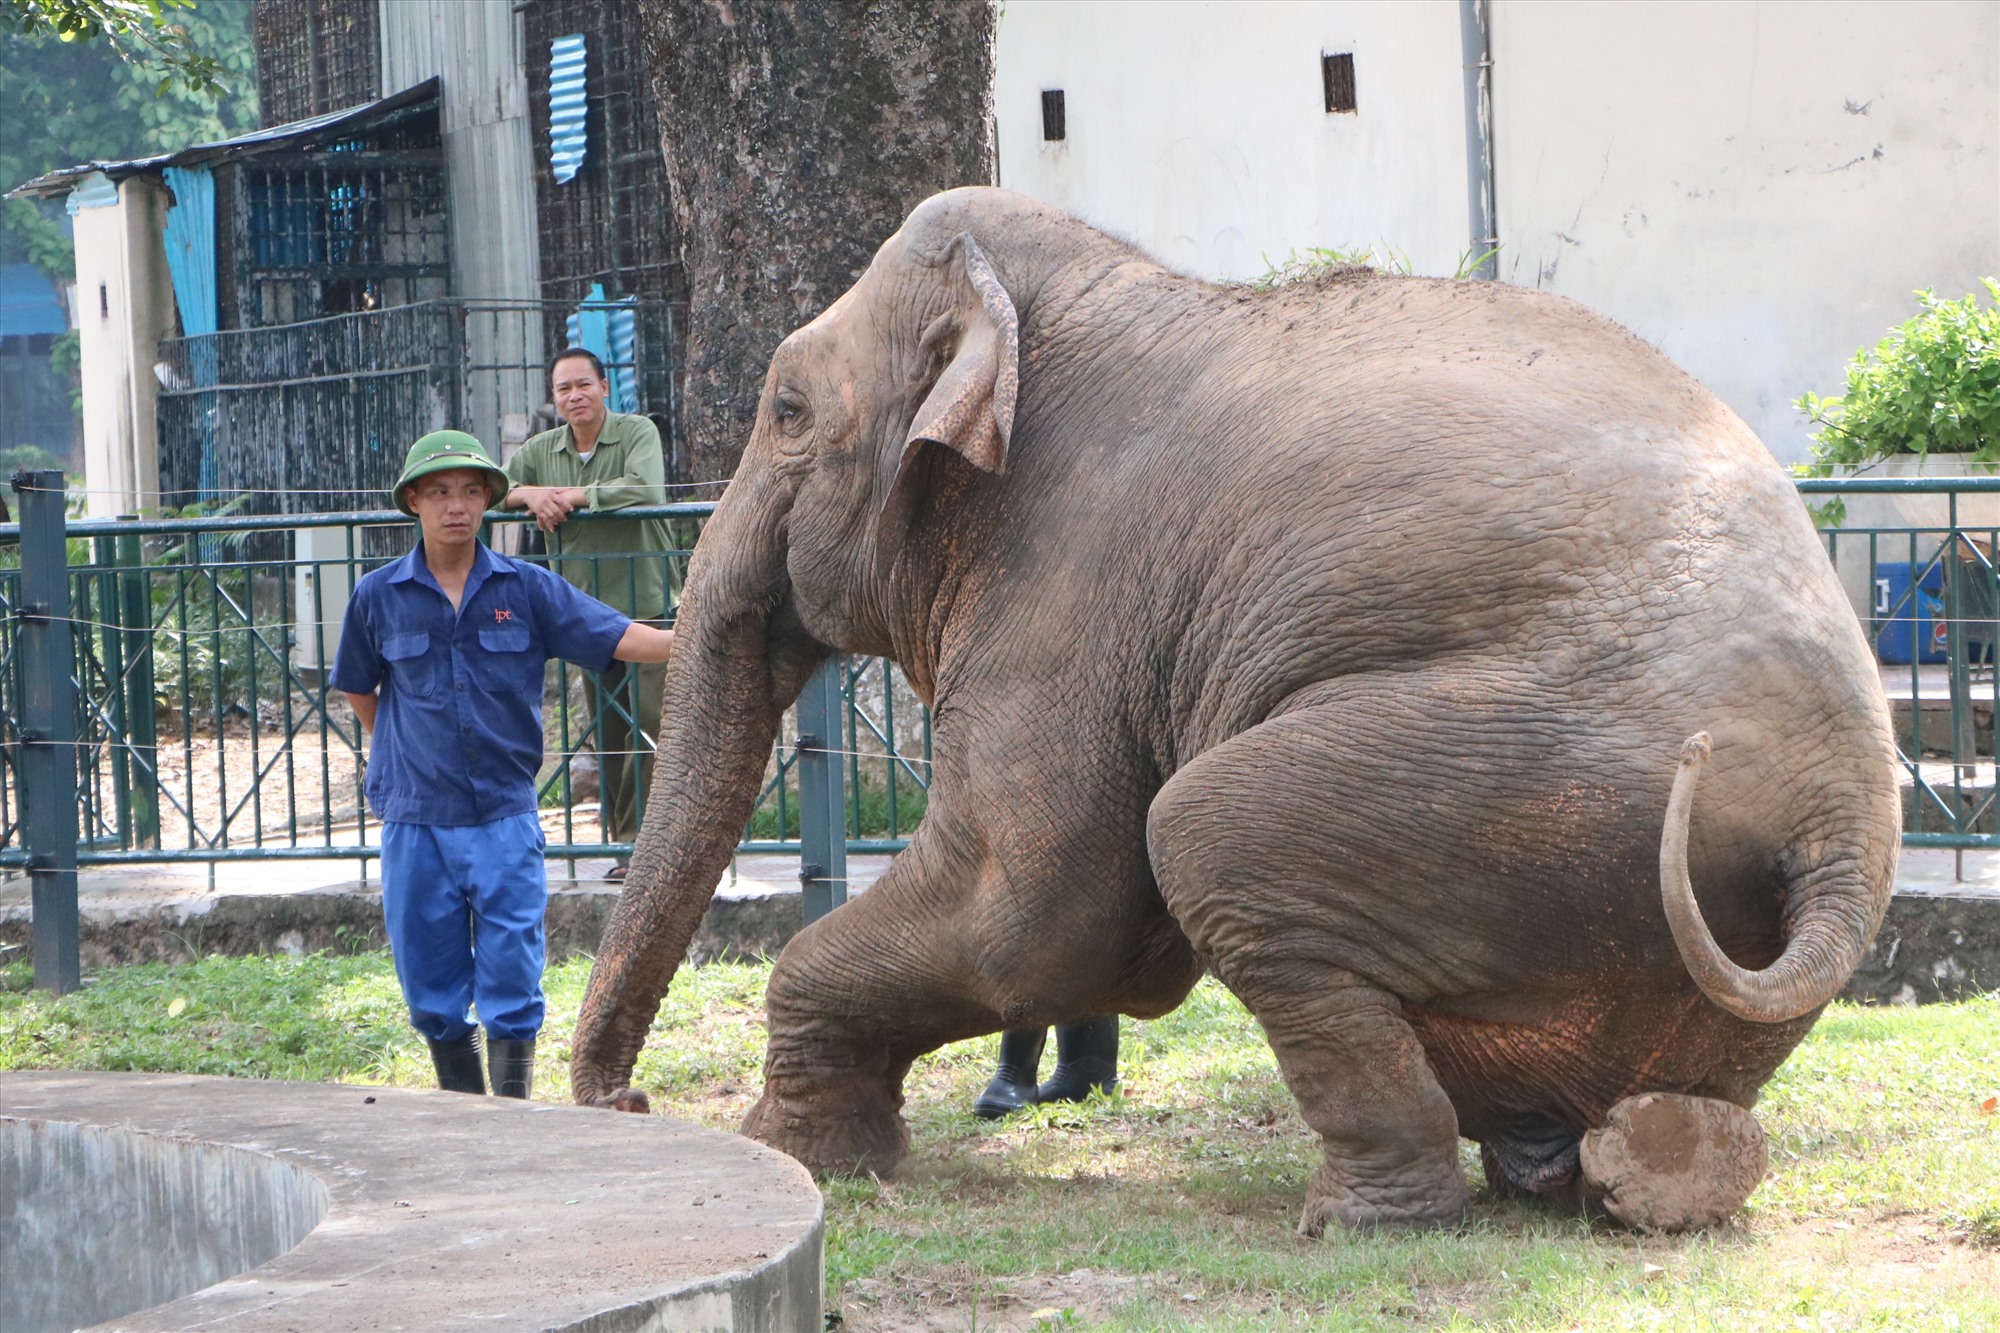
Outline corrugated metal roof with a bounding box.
[6,78,443,201]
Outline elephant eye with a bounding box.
[772,390,813,440]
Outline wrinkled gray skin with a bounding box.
[571,188,1899,1232]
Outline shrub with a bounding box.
[1799,278,2000,469]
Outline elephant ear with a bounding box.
[874,232,1020,562]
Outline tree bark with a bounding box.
[639,0,997,482]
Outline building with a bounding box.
[994,0,1999,464]
[8,0,684,519]
[0,263,78,471]
[15,0,1995,516]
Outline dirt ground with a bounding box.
[71,693,610,850]
[828,1217,1999,1330]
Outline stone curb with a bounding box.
[2,881,1991,1004]
[0,881,805,971]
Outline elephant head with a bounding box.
[569,191,1094,1107]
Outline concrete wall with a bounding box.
[0,1116,328,1331]
[380,0,545,453]
[992,0,2000,463]
[995,0,1473,281]
[1491,0,2000,464]
[73,176,176,518]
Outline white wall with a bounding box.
[73,177,175,519]
[379,0,541,307]
[1493,0,2000,463]
[994,0,2000,465]
[380,0,544,455]
[995,0,1472,281]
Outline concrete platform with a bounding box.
[0,1071,823,1332]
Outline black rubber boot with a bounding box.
[971,1027,1047,1120]
[487,1036,536,1100]
[1035,1015,1120,1104]
[427,1031,486,1095]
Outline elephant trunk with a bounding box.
[570,493,823,1107]
[1659,732,1881,1024]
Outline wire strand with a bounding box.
[9,480,732,499]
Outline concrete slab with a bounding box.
[2,849,1990,1003]
[1844,848,2000,1003]
[0,854,892,969]
[0,1071,823,1332]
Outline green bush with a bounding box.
[745,774,926,841]
[1799,278,2000,468]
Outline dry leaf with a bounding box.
[1980,1095,1997,1115]
[166,997,187,1018]
[1641,1263,1668,1281]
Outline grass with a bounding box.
[4,956,1995,1330]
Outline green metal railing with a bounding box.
[7,470,1998,990]
[0,473,932,987]
[1798,475,2000,854]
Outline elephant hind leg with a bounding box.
[1147,703,1474,1234]
[1479,1113,1584,1202]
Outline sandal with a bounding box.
[605,864,628,882]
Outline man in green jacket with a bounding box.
[503,347,672,876]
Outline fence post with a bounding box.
[12,470,81,994]
[795,656,848,925]
[117,519,159,846]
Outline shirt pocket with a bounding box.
[382,633,436,697]
[474,626,542,695]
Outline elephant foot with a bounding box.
[1478,1114,1583,1203]
[586,1086,651,1114]
[742,1079,910,1177]
[1297,1158,1472,1237]
[1578,1092,1767,1232]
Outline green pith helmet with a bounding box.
[392,430,510,516]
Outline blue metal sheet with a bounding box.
[0,263,66,337]
[549,33,590,185]
[565,282,639,412]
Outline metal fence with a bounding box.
[0,475,930,990]
[1798,476,2000,865]
[7,473,2000,992]
[156,297,688,524]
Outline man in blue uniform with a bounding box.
[334,431,675,1099]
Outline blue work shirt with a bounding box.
[331,541,631,825]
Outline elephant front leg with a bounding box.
[738,842,1027,1176]
[740,1024,917,1177]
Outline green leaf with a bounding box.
[1802,280,2000,470]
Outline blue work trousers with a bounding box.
[380,812,548,1042]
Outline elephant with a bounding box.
[569,187,1899,1234]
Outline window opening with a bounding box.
[1323,53,1357,114]
[1041,89,1066,141]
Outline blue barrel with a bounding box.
[1873,561,1947,665]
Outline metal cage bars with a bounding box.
[1,483,930,988]
[12,474,1995,994]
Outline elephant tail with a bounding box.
[1658,731,1880,1023]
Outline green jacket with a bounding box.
[503,412,672,619]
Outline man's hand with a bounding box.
[508,485,587,531]
[613,624,676,663]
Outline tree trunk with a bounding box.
[639,0,997,481]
